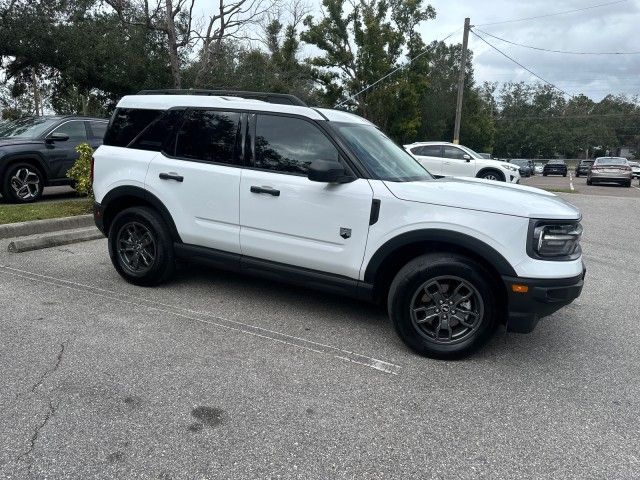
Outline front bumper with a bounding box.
[502,267,586,333]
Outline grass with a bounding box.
[0,198,93,225]
[543,187,578,194]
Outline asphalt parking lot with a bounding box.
[521,171,640,198]
[1,192,639,479]
[0,186,77,204]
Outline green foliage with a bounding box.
[66,143,94,197]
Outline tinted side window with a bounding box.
[254,115,339,174]
[89,121,107,140]
[175,110,240,163]
[104,108,163,147]
[131,110,184,153]
[417,145,442,157]
[52,121,87,142]
[443,146,467,160]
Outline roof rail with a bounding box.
[136,89,307,107]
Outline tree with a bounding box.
[302,0,436,136]
[194,0,275,87]
[105,0,196,88]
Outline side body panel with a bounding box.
[239,170,373,278]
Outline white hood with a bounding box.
[383,177,581,220]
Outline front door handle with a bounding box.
[159,172,184,182]
[250,185,280,197]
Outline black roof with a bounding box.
[137,89,307,107]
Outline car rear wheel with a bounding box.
[108,206,175,286]
[387,253,498,359]
[2,162,44,203]
[587,178,593,185]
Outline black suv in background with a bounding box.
[0,116,108,203]
[575,159,594,177]
[543,159,568,177]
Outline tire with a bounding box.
[543,173,547,176]
[625,180,631,188]
[563,173,567,177]
[387,253,498,359]
[587,179,592,185]
[2,162,44,203]
[575,172,579,177]
[478,170,504,182]
[108,206,175,286]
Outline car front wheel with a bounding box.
[108,206,176,286]
[2,163,44,203]
[478,170,504,182]
[388,253,498,359]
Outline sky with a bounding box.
[195,0,640,101]
[423,0,640,100]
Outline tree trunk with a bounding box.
[165,0,182,89]
[32,70,40,116]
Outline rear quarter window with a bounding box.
[104,108,163,147]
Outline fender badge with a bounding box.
[340,227,352,239]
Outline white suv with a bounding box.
[93,90,585,359]
[404,141,521,183]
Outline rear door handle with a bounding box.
[159,172,184,182]
[250,185,280,197]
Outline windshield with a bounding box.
[0,117,59,139]
[333,123,432,182]
[463,146,484,159]
[511,159,527,166]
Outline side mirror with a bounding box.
[463,154,471,162]
[308,160,354,183]
[46,132,69,143]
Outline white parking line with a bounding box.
[569,172,574,191]
[0,265,402,376]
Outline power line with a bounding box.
[475,0,628,27]
[474,28,640,55]
[470,29,573,98]
[334,27,462,108]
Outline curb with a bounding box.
[0,214,94,240]
[7,227,104,253]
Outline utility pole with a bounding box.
[453,17,470,145]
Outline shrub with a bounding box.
[66,143,94,197]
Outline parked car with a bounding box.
[575,159,594,177]
[534,163,544,174]
[587,157,633,187]
[404,141,521,183]
[509,159,532,177]
[543,160,568,177]
[93,89,584,359]
[629,161,640,179]
[0,115,108,203]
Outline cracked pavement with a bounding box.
[0,192,639,479]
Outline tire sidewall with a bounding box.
[3,162,44,203]
[108,207,174,286]
[389,256,497,359]
[480,170,504,182]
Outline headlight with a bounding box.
[529,221,583,260]
[501,164,519,172]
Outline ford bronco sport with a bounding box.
[93,90,585,359]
